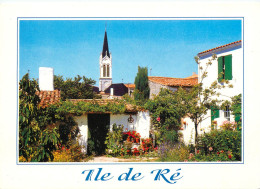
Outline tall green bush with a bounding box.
[134,66,150,103]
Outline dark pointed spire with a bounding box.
[102,30,110,58]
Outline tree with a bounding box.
[19,73,59,162]
[182,54,234,151]
[134,66,150,103]
[145,88,187,144]
[54,75,100,100]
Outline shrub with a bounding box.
[191,150,236,162]
[105,124,124,156]
[162,130,179,144]
[197,130,241,161]
[220,120,237,131]
[53,142,86,162]
[158,142,190,162]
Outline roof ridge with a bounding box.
[198,40,242,55]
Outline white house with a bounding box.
[181,40,243,144]
[37,67,151,154]
[74,105,150,154]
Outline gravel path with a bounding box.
[87,156,158,162]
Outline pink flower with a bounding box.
[209,147,213,151]
[184,160,188,162]
[156,117,161,122]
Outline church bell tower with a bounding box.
[99,30,112,91]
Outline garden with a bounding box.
[101,119,241,162]
[19,57,242,162]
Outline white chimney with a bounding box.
[39,67,54,91]
[110,88,114,96]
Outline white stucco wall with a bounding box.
[198,46,243,130]
[181,45,243,145]
[180,117,196,145]
[110,114,137,131]
[74,115,88,154]
[136,111,150,138]
[74,111,151,153]
[110,112,150,138]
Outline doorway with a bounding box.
[87,114,110,155]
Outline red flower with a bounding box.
[156,117,161,122]
[220,150,224,153]
[228,154,232,159]
[197,150,200,154]
[217,152,220,155]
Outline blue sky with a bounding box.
[19,19,242,85]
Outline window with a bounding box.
[223,106,230,121]
[218,54,232,82]
[107,65,110,77]
[103,65,106,77]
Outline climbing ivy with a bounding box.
[54,99,131,116]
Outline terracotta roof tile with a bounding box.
[36,90,61,108]
[148,76,198,87]
[198,40,242,55]
[124,84,135,88]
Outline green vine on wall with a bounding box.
[53,99,138,116]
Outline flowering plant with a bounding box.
[220,120,237,131]
[141,138,155,153]
[123,130,141,143]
